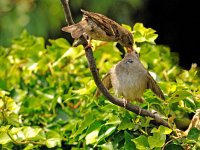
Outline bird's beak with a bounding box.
[126,47,134,53]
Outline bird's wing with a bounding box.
[146,72,165,100]
[81,9,119,37]
[62,19,87,39]
[95,72,112,97]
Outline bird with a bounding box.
[62,9,134,53]
[96,51,165,105]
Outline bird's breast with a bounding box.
[110,65,147,100]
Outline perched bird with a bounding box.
[62,9,134,52]
[96,51,165,104]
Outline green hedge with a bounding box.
[0,23,199,149]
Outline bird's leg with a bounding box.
[85,37,93,49]
[138,107,142,115]
[122,98,132,108]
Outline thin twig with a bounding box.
[60,0,170,128]
[60,0,74,25]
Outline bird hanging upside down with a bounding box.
[96,51,165,106]
[62,9,134,53]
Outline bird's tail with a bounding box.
[95,72,112,97]
[62,19,87,39]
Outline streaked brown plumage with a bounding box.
[62,9,134,52]
[96,51,165,103]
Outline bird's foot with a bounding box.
[138,107,142,115]
[122,98,128,108]
[85,37,93,49]
[85,43,93,49]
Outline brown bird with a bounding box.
[62,9,134,52]
[96,51,165,104]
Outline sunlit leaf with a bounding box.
[122,24,132,31]
[46,130,61,148]
[23,127,41,139]
[0,132,11,144]
[0,99,3,108]
[85,121,102,145]
[98,142,114,150]
[86,129,99,145]
[148,127,166,149]
[168,90,193,103]
[132,135,149,150]
[96,126,116,144]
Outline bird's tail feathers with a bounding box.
[95,72,112,97]
[62,20,87,39]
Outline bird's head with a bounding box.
[119,31,134,53]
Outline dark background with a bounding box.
[145,0,200,69]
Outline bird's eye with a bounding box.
[135,51,140,57]
[126,59,133,63]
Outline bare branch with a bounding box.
[60,0,74,25]
[60,0,170,128]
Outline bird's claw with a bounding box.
[85,43,93,49]
[123,98,128,108]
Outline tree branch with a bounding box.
[60,0,170,128]
[60,0,74,25]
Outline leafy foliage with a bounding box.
[0,23,200,149]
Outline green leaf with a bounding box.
[122,24,132,31]
[53,38,70,49]
[118,112,133,130]
[98,142,114,150]
[184,97,196,110]
[6,113,20,126]
[159,126,172,134]
[0,132,11,144]
[86,129,99,145]
[0,99,3,108]
[134,32,146,43]
[124,131,136,150]
[105,115,121,126]
[23,127,42,139]
[85,121,102,145]
[134,23,146,34]
[148,126,170,149]
[168,90,193,103]
[146,33,158,44]
[0,125,10,132]
[132,135,149,150]
[96,126,116,144]
[6,97,18,111]
[148,132,166,149]
[71,112,96,138]
[151,125,172,135]
[133,23,158,44]
[187,128,200,140]
[46,130,61,148]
